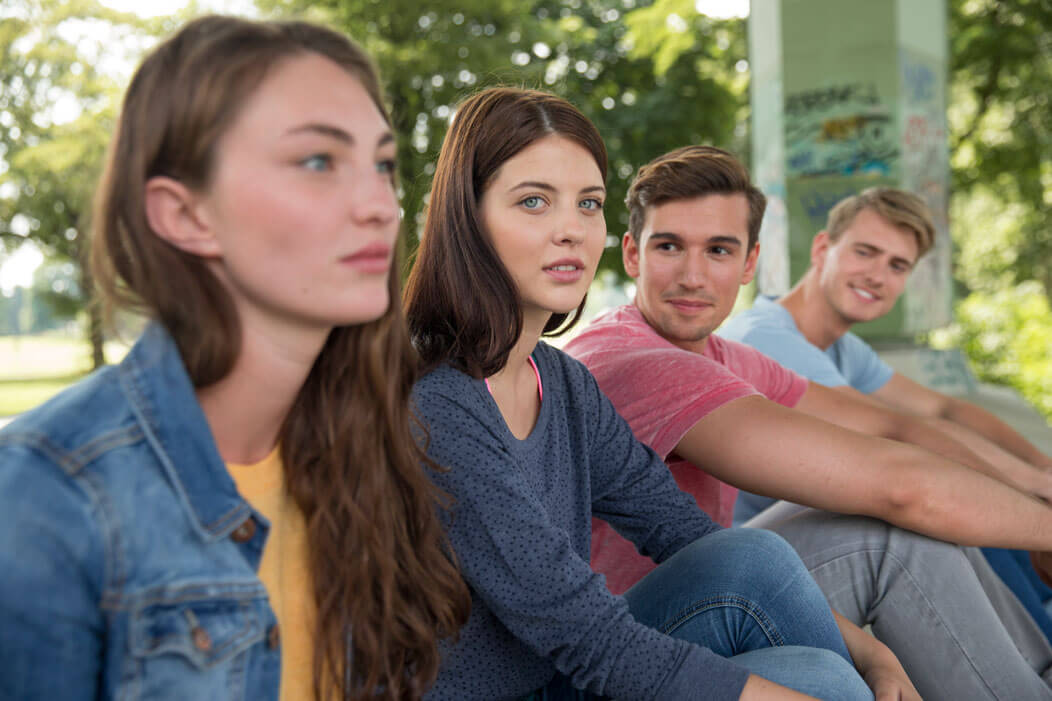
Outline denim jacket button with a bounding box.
[191,626,212,652]
[231,517,256,543]
[267,623,281,650]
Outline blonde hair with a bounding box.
[826,187,936,257]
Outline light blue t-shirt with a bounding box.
[719,295,894,523]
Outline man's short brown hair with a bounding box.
[626,145,766,250]
[826,187,936,258]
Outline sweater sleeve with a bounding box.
[414,370,748,701]
[578,358,725,563]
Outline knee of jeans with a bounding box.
[722,528,809,580]
[802,648,873,701]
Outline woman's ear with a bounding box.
[143,176,222,258]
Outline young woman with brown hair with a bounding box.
[0,15,468,700]
[404,87,903,700]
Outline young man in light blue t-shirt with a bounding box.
[720,187,1052,636]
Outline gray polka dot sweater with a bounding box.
[414,342,749,700]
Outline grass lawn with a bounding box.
[0,333,129,417]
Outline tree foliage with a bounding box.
[258,0,746,275]
[2,0,1045,417]
[0,0,155,366]
[933,283,1052,420]
[949,0,1052,302]
[946,0,1051,421]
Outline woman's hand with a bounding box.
[863,662,922,701]
[834,610,922,701]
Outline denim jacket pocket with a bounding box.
[130,594,266,670]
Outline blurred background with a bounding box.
[0,0,1048,424]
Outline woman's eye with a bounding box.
[521,196,544,209]
[301,154,332,172]
[580,198,604,211]
[376,158,397,175]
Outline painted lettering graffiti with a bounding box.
[784,82,898,178]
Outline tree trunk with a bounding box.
[87,292,105,369]
[75,242,106,370]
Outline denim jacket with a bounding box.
[0,323,280,700]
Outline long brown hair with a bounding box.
[404,87,608,378]
[90,15,469,700]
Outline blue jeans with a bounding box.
[983,547,1052,643]
[533,529,872,700]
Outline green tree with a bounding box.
[540,0,747,272]
[949,0,1052,302]
[944,0,1052,422]
[0,0,152,367]
[933,283,1052,421]
[259,0,745,276]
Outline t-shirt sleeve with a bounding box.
[722,323,851,388]
[838,332,894,393]
[584,345,758,460]
[715,338,809,408]
[413,370,748,700]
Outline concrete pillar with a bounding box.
[748,0,951,339]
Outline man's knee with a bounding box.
[770,509,967,569]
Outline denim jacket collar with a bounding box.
[118,322,253,543]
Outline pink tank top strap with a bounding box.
[484,354,543,401]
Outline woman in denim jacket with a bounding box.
[0,15,468,701]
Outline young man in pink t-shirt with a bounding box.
[563,146,1052,699]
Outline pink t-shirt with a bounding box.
[564,304,808,594]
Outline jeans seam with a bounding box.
[656,594,786,647]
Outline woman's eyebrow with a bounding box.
[284,122,353,143]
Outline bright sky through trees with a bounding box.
[0,0,749,291]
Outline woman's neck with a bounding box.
[197,316,329,464]
[485,311,548,440]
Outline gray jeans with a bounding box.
[745,503,1052,700]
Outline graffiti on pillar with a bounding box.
[899,49,951,332]
[784,82,899,178]
[797,184,860,232]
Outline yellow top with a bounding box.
[227,448,315,701]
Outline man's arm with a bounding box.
[676,394,1052,550]
[796,380,1052,501]
[871,372,1052,470]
